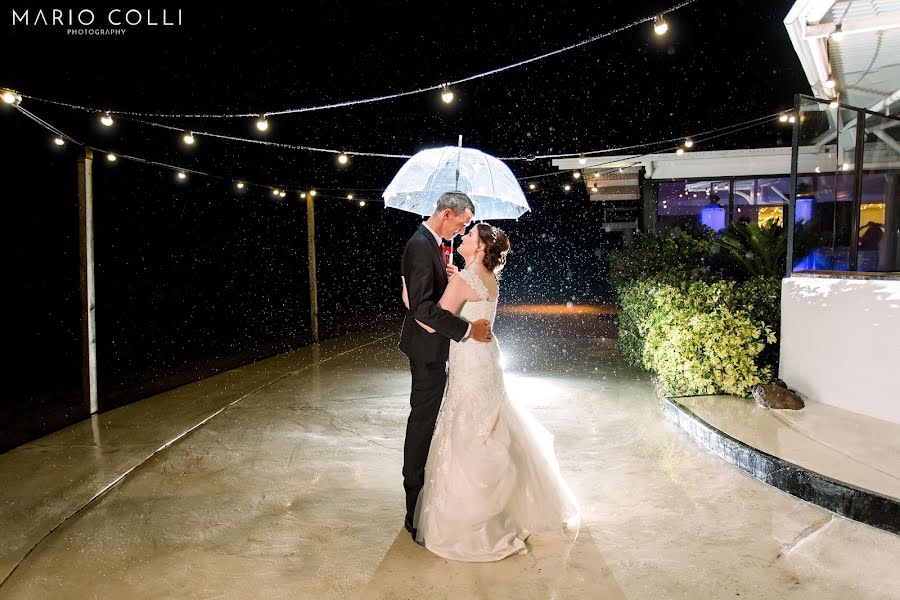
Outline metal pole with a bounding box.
[306,192,319,343]
[786,94,801,278]
[849,108,866,272]
[78,146,98,414]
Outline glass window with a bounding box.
[657,180,731,233]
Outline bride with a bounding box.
[403,223,580,562]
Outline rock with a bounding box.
[753,384,805,410]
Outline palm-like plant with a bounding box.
[711,220,823,280]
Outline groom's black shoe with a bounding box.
[404,520,424,546]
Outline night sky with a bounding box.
[1,0,808,449]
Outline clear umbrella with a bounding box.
[383,137,531,221]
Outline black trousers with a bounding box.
[402,359,448,526]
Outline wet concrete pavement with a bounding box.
[1,316,898,599]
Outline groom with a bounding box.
[399,191,492,540]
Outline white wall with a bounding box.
[780,276,900,424]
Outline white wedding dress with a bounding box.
[413,269,580,562]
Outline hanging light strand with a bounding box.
[18,0,699,119]
[11,98,788,201]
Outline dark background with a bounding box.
[1,0,807,451]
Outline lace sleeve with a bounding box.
[459,269,490,301]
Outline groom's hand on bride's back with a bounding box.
[469,319,492,343]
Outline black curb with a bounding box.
[663,397,900,535]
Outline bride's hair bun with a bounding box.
[476,223,511,276]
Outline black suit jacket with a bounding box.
[399,224,470,364]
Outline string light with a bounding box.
[572,172,581,179]
[779,114,789,123]
[528,183,537,190]
[676,148,684,155]
[256,115,269,132]
[831,23,844,42]
[337,152,349,165]
[15,2,699,120]
[563,184,572,191]
[11,79,791,209]
[100,112,114,127]
[182,131,195,145]
[359,200,366,207]
[684,139,693,148]
[16,104,395,205]
[654,15,668,35]
[347,194,354,200]
[591,186,598,192]
[1,89,22,105]
[824,76,836,89]
[841,162,850,171]
[788,115,796,123]
[309,190,317,197]
[22,95,790,164]
[830,98,839,108]
[578,155,587,165]
[440,84,454,104]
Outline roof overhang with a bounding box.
[784,0,900,112]
[553,146,847,180]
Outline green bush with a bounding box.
[640,279,775,397]
[609,223,785,398]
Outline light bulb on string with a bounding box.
[831,23,844,42]
[100,112,114,127]
[591,186,598,193]
[779,114,789,123]
[563,184,572,191]
[842,162,850,171]
[182,131,195,145]
[177,171,187,180]
[347,194,354,200]
[684,139,694,148]
[830,97,839,108]
[106,153,117,162]
[824,76,836,89]
[309,190,317,197]
[653,15,668,35]
[359,200,366,207]
[676,148,684,155]
[272,188,281,196]
[256,115,269,132]
[337,152,349,165]
[788,115,796,123]
[578,155,587,165]
[300,192,307,199]
[279,191,287,198]
[573,172,581,179]
[528,183,537,190]
[236,181,245,189]
[53,137,65,146]
[440,84,454,104]
[1,89,22,105]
